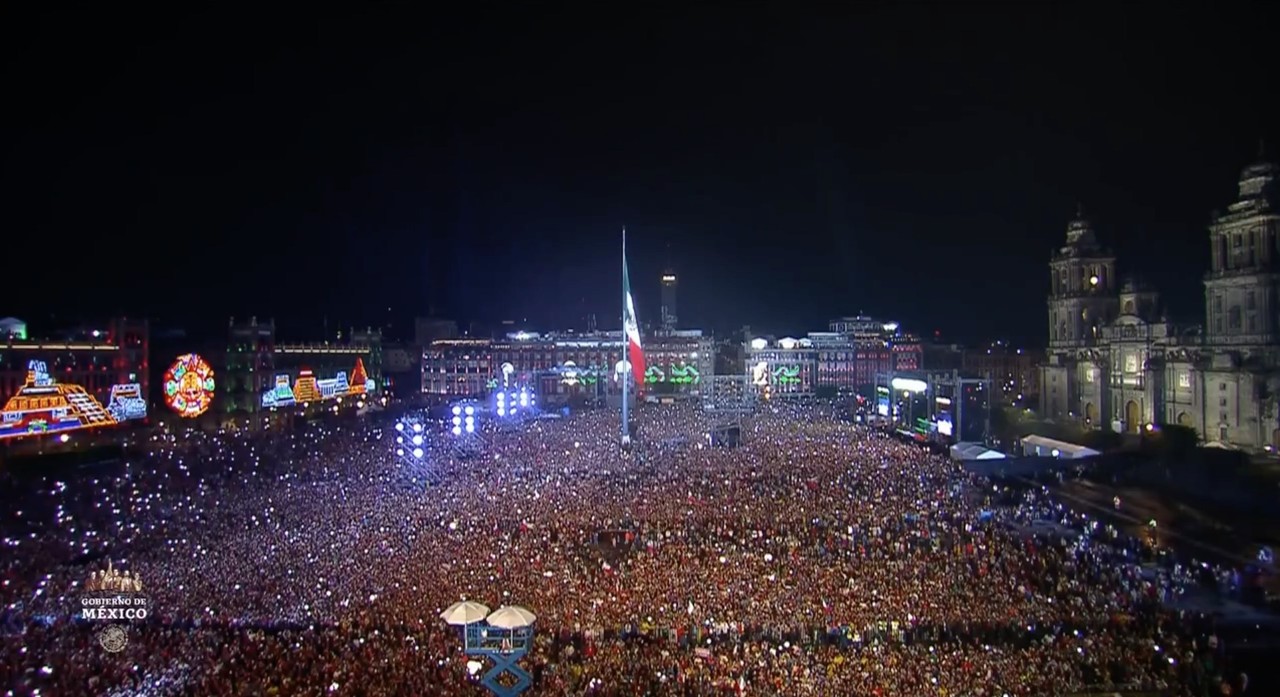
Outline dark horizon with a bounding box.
[3,4,1276,346]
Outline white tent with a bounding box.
[949,442,1007,461]
[1020,434,1099,460]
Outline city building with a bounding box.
[0,317,150,447]
[214,318,383,429]
[660,270,678,330]
[962,342,1042,407]
[421,329,714,401]
[1041,155,1280,448]
[743,316,923,398]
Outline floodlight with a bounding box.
[890,377,928,393]
[451,426,461,436]
[395,422,404,431]
[497,407,506,416]
[464,416,474,425]
[520,394,529,407]
[413,423,423,433]
[412,448,424,459]
[452,406,461,416]
[465,422,475,433]
[412,435,423,446]
[396,448,404,456]
[464,405,475,416]
[396,436,404,444]
[452,416,462,426]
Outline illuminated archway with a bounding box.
[1177,412,1192,427]
[1125,401,1141,433]
[1084,402,1097,425]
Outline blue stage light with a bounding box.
[412,447,424,459]
[451,425,462,436]
[452,406,461,416]
[452,416,462,426]
[497,407,506,417]
[412,435,423,446]
[396,448,404,456]
[465,422,475,433]
[413,423,424,433]
[395,422,404,431]
[464,405,475,416]
[396,436,404,444]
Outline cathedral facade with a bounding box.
[1040,157,1280,449]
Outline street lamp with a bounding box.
[441,600,536,697]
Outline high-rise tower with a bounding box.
[660,269,678,330]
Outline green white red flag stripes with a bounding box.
[622,230,646,387]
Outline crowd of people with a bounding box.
[0,400,1261,695]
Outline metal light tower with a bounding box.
[392,414,435,485]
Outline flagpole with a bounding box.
[621,226,629,449]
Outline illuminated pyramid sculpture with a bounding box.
[292,369,322,403]
[0,360,115,438]
[349,357,368,394]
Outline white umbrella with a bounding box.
[486,605,537,629]
[440,601,491,626]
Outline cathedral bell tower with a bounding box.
[1204,155,1279,345]
[1047,208,1119,348]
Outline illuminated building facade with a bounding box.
[218,317,383,428]
[744,337,818,398]
[1041,155,1280,447]
[0,317,149,444]
[743,317,923,397]
[421,330,714,399]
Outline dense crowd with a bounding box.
[0,402,1259,695]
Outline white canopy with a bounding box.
[949,442,1007,461]
[440,600,491,626]
[486,605,537,629]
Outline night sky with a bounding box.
[3,4,1276,346]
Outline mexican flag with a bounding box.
[623,231,646,387]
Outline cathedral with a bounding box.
[1040,155,1280,449]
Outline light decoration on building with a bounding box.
[107,383,147,421]
[751,361,769,386]
[772,365,801,385]
[164,353,216,418]
[669,364,700,384]
[644,366,665,383]
[260,357,372,408]
[1,360,143,440]
[560,361,580,387]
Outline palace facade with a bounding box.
[1041,157,1280,448]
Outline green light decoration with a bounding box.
[772,365,802,385]
[644,366,666,384]
[669,364,700,384]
